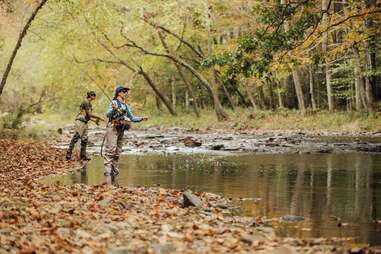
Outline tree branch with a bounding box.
[0,0,49,96]
[141,16,205,59]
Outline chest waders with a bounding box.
[66,103,91,160]
[100,99,125,157]
[101,100,131,177]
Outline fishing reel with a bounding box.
[111,109,130,131]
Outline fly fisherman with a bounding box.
[103,85,148,176]
[66,91,104,161]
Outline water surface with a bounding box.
[43,153,381,245]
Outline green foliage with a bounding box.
[1,0,381,127]
[204,1,320,80]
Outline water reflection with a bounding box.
[43,153,381,245]
[74,161,119,187]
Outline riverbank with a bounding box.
[0,138,373,253]
[4,109,381,140]
[142,109,381,134]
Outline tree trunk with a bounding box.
[309,65,317,111]
[365,0,380,101]
[0,0,49,96]
[204,4,228,120]
[365,46,375,111]
[281,0,306,113]
[325,65,334,111]
[173,57,228,120]
[138,67,177,116]
[157,32,200,117]
[292,70,306,113]
[221,82,235,109]
[171,78,176,109]
[185,90,189,111]
[258,85,266,109]
[322,0,334,111]
[176,65,200,117]
[353,47,368,111]
[277,81,284,109]
[268,81,275,110]
[230,83,249,108]
[155,95,161,112]
[245,80,257,109]
[215,73,235,110]
[247,90,258,109]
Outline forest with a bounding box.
[0,0,380,130]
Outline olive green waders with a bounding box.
[66,120,89,160]
[103,123,124,176]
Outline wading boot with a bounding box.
[66,133,80,160]
[80,139,91,161]
[111,165,119,176]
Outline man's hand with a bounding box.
[142,117,149,121]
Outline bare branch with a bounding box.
[141,16,205,59]
[73,55,123,65]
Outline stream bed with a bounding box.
[42,152,381,245]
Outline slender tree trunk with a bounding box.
[176,66,200,117]
[277,81,284,109]
[171,78,176,109]
[247,90,258,109]
[155,95,161,112]
[214,72,235,110]
[365,0,379,101]
[173,57,228,120]
[245,80,257,109]
[138,66,177,116]
[235,87,249,107]
[322,0,334,111]
[157,32,200,117]
[220,82,235,109]
[185,90,189,111]
[258,85,266,109]
[353,47,368,111]
[292,70,306,113]
[325,65,334,111]
[0,0,49,96]
[365,47,375,111]
[281,0,306,113]
[204,4,228,120]
[268,81,275,110]
[309,65,317,111]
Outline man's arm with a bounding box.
[89,113,104,121]
[125,105,148,122]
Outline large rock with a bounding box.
[280,215,304,222]
[183,190,203,208]
[183,137,202,147]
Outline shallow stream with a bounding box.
[42,153,381,245]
